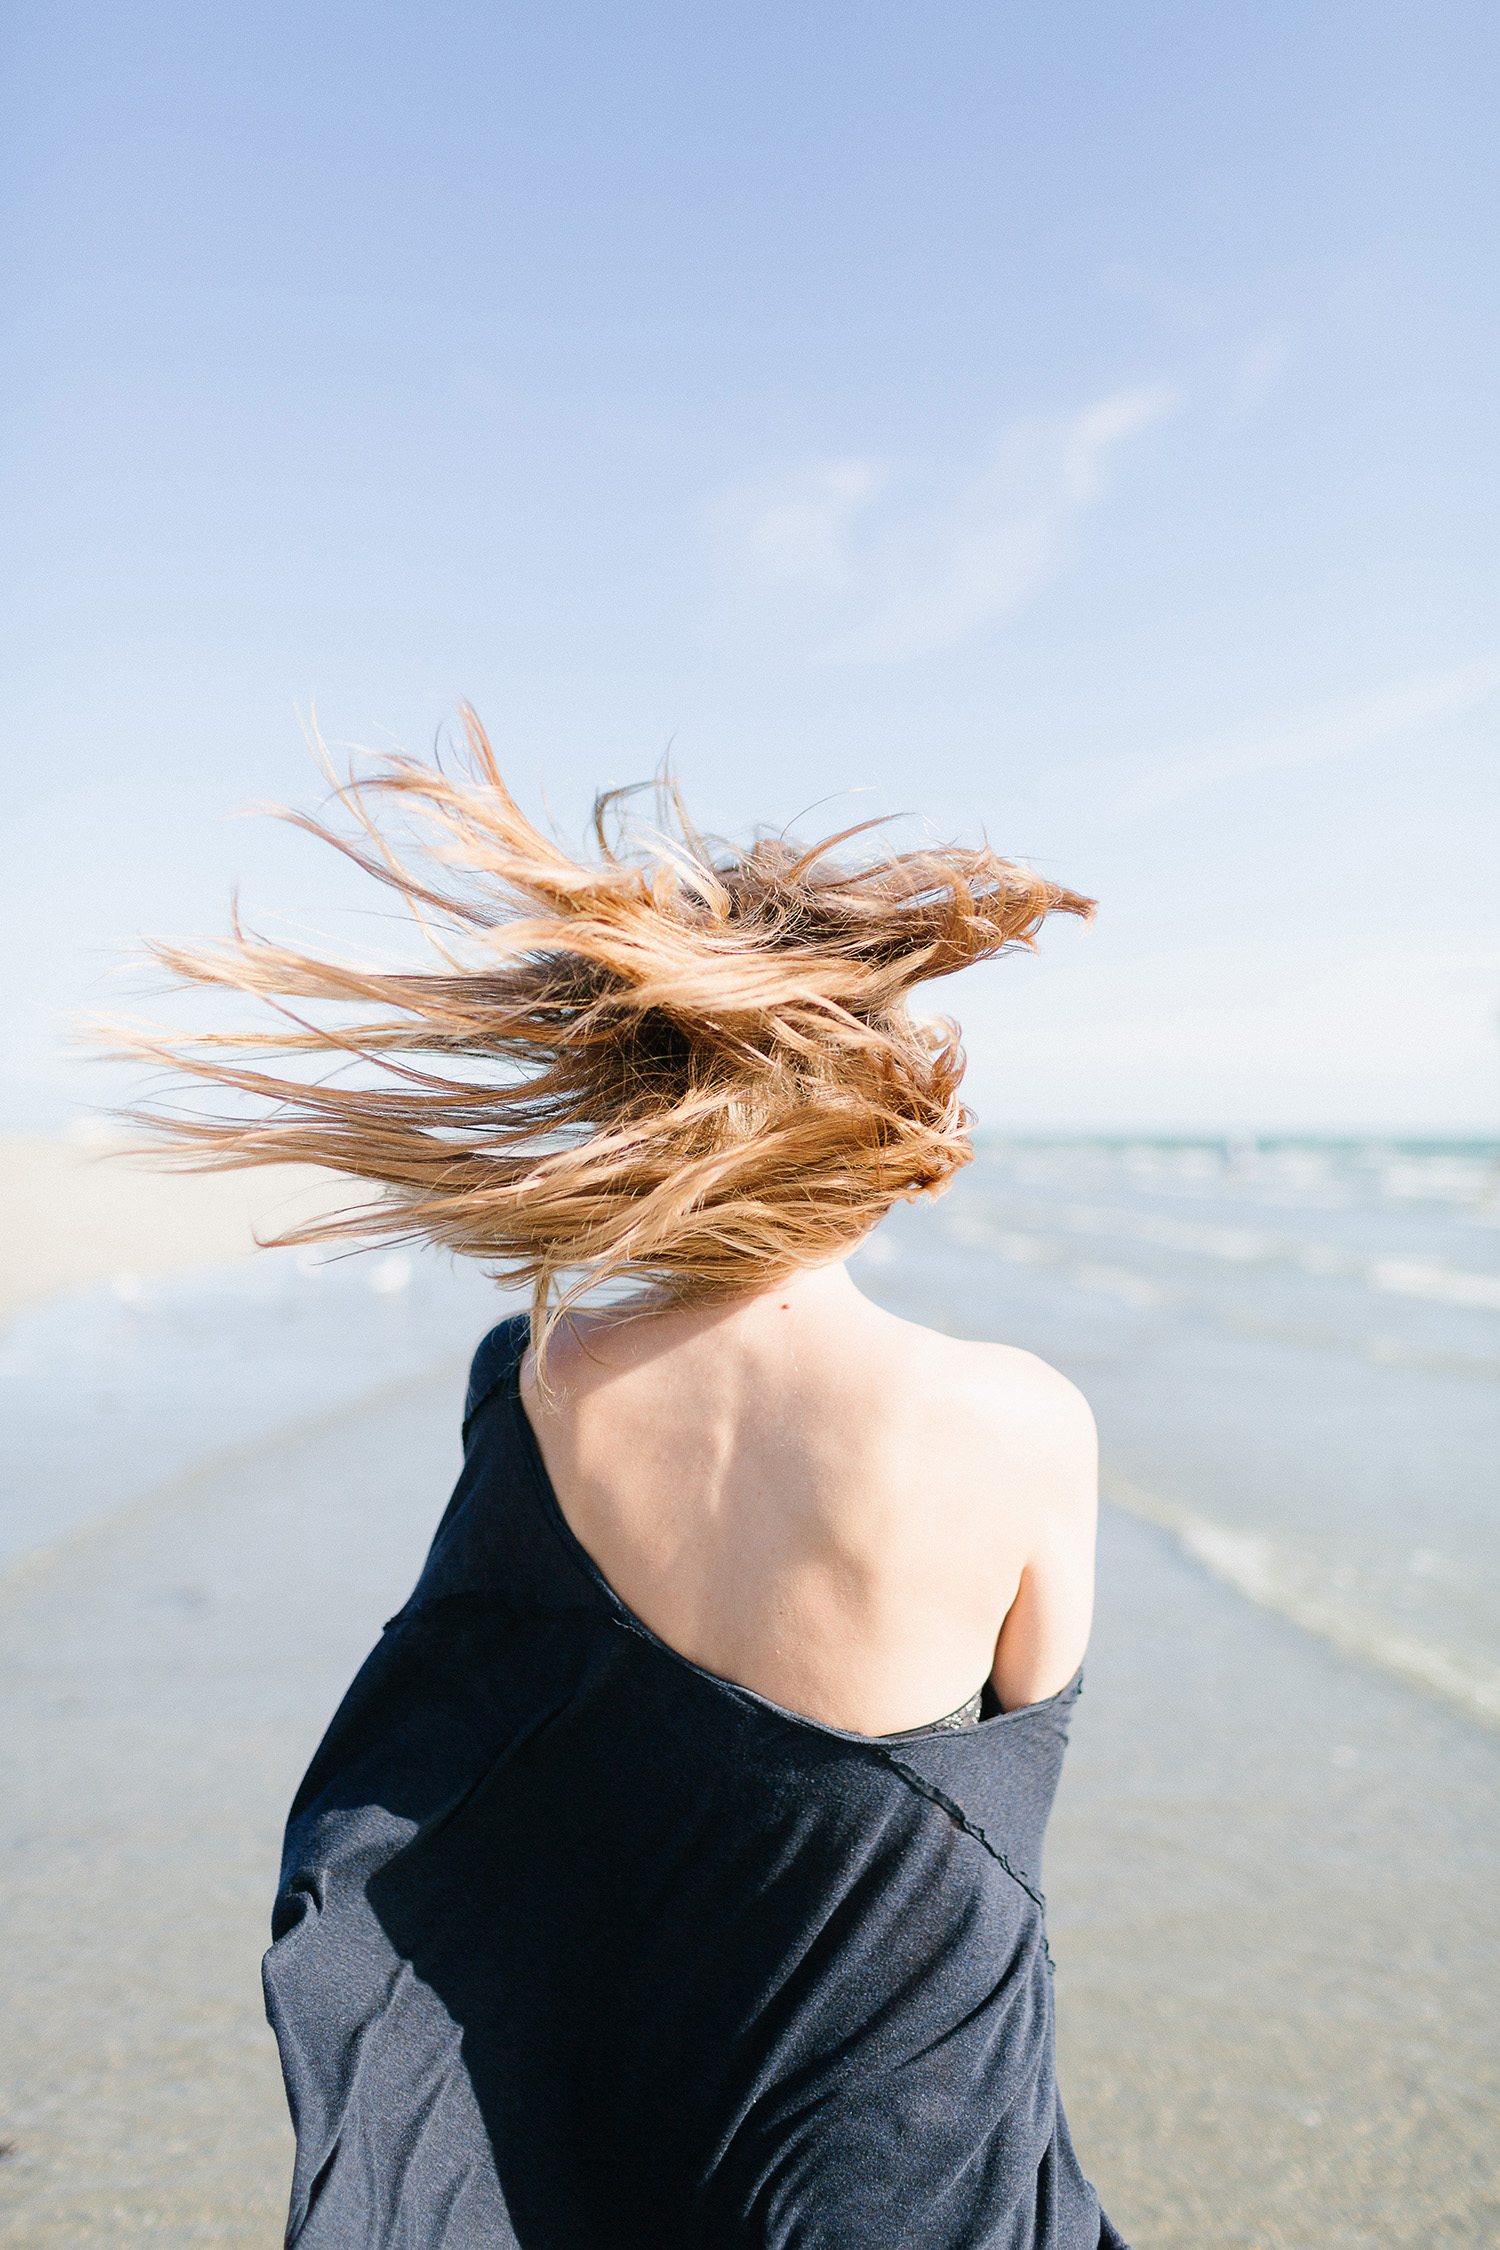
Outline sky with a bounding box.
[3,0,1497,1134]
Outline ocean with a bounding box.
[4,1134,1497,1729]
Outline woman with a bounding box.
[126,717,1123,2248]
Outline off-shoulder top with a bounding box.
[263,1314,1126,2249]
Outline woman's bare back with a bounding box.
[521,1255,1097,1736]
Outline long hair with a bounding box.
[105,712,1094,1356]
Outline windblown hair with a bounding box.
[108,712,1093,1351]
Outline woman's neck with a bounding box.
[540,1254,882,1386]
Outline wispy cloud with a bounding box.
[718,385,1176,663]
[1123,660,1500,809]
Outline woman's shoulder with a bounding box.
[872,1320,1098,1545]
[890,1318,1095,1452]
[870,1321,1097,1702]
[463,1311,531,1439]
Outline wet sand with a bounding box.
[1052,1513,1500,2247]
[2,1369,1497,2245]
[0,1373,466,2248]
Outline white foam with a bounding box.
[950,1192,1500,1318]
[1380,1155,1500,1204]
[942,1218,1169,1306]
[1064,1205,1276,1263]
[1071,1264,1165,1309]
[1368,1258,1500,1312]
[1107,1477,1500,1730]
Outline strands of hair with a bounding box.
[103,711,1094,1359]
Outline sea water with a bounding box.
[0,1242,512,1576]
[4,1137,1497,1725]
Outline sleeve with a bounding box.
[461,1312,531,1447]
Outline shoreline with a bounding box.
[1103,1472,1500,1733]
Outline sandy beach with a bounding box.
[0,1139,354,1323]
[2,1138,1497,2246]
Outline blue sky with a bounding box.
[4,1,1497,1132]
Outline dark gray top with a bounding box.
[263,1315,1126,2248]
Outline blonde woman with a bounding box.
[126,720,1124,2249]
